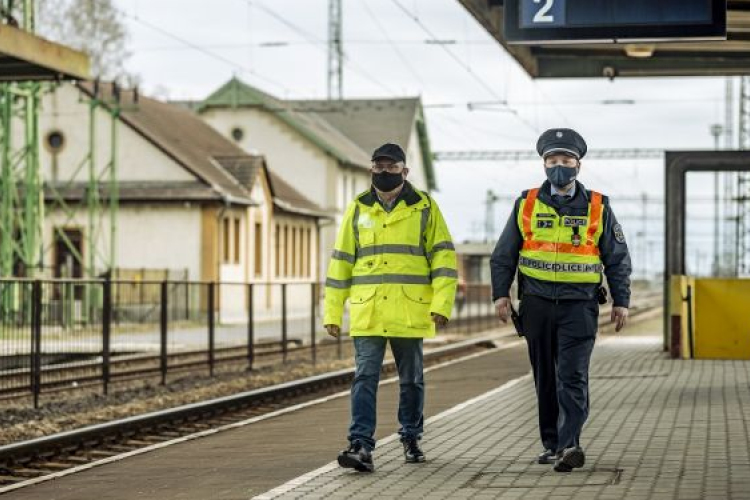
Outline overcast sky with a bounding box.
[115,0,737,277]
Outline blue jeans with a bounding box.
[348,337,424,451]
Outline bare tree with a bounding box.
[35,0,132,81]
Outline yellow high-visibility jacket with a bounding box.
[517,188,605,283]
[324,182,457,338]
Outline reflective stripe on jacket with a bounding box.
[324,182,457,338]
[516,188,605,284]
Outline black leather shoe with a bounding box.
[338,442,374,472]
[402,438,426,463]
[553,447,585,473]
[537,449,559,465]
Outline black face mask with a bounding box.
[545,165,578,188]
[372,172,404,192]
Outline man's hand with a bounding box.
[611,307,628,332]
[495,297,511,324]
[325,324,341,338]
[432,313,448,328]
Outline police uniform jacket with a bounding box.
[490,180,632,307]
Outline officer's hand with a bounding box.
[431,313,448,328]
[495,297,511,324]
[611,307,628,332]
[325,324,341,338]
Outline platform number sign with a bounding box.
[506,0,727,44]
[521,0,566,28]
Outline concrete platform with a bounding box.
[0,333,530,499]
[255,317,750,500]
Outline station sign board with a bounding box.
[504,0,727,44]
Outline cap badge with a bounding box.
[556,131,563,138]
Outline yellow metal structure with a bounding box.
[693,279,750,360]
[671,276,750,360]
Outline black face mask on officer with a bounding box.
[545,164,579,188]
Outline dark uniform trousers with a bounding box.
[520,294,598,452]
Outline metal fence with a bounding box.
[0,278,495,408]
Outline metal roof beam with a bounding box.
[434,149,665,162]
[0,24,89,81]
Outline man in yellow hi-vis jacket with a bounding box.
[324,143,457,473]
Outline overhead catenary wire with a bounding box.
[390,0,540,137]
[124,12,292,95]
[240,0,401,97]
[131,39,500,51]
[361,0,425,88]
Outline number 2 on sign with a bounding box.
[533,0,555,23]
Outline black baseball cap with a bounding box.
[371,143,406,164]
[536,128,587,160]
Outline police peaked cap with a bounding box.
[536,128,588,160]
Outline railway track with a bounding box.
[0,298,660,494]
[0,314,498,401]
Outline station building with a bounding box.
[188,77,437,278]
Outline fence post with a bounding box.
[208,282,215,376]
[281,283,288,363]
[185,281,189,321]
[31,280,42,409]
[247,283,254,371]
[140,268,145,306]
[102,276,112,396]
[488,288,493,331]
[471,286,476,334]
[310,283,317,365]
[160,281,168,385]
[466,285,476,335]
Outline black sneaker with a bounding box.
[537,449,560,465]
[553,447,585,473]
[402,438,426,463]
[337,442,374,472]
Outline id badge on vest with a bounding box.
[571,228,582,247]
[562,216,587,247]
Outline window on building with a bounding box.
[255,222,263,278]
[45,130,65,153]
[234,218,241,264]
[291,227,297,277]
[230,127,244,142]
[222,217,231,263]
[53,228,84,299]
[275,224,280,277]
[300,226,307,278]
[283,225,289,277]
[53,228,83,279]
[306,227,312,278]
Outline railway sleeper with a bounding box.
[27,461,71,471]
[0,475,25,484]
[8,468,46,478]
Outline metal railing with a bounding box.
[0,278,495,408]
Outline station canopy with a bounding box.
[458,0,750,78]
[0,24,89,81]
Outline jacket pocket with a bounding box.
[350,286,377,331]
[358,230,375,246]
[402,285,433,329]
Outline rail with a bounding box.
[0,278,495,407]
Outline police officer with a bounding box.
[490,129,631,473]
[324,143,458,473]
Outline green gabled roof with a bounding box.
[290,97,437,191]
[199,77,273,109]
[198,77,371,169]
